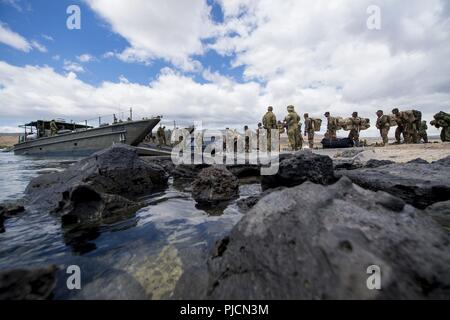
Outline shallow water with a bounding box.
[0,151,260,299]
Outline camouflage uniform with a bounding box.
[50,120,58,136]
[430,111,450,142]
[392,109,407,143]
[418,120,428,143]
[376,111,390,146]
[325,113,337,140]
[262,107,277,151]
[303,114,315,149]
[348,113,361,146]
[156,127,165,148]
[394,110,418,143]
[284,105,302,151]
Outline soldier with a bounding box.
[50,120,58,136]
[284,105,302,151]
[392,108,406,144]
[348,112,361,147]
[418,120,428,143]
[430,111,450,142]
[256,122,262,151]
[324,112,337,140]
[303,113,315,149]
[376,110,390,146]
[262,106,277,151]
[156,126,165,148]
[393,108,417,143]
[244,125,250,153]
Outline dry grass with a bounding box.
[0,135,18,148]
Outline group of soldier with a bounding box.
[376,108,429,146]
[261,106,365,151]
[261,105,305,151]
[259,106,449,151]
[150,106,448,151]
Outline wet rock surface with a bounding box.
[172,164,210,181]
[207,177,450,299]
[363,159,395,168]
[227,164,261,178]
[338,155,450,209]
[0,199,25,232]
[0,265,57,300]
[425,201,450,229]
[59,185,145,226]
[25,145,168,211]
[192,166,240,206]
[261,151,335,190]
[0,199,25,217]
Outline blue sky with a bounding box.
[0,0,242,86]
[0,0,449,135]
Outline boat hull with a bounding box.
[14,119,160,156]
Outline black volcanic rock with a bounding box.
[192,166,239,206]
[261,150,335,190]
[207,177,450,299]
[338,155,450,209]
[0,265,57,300]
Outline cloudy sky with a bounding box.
[0,0,449,136]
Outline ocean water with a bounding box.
[0,151,260,299]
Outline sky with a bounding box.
[0,0,449,136]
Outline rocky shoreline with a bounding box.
[1,144,449,299]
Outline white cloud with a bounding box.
[42,34,54,41]
[209,0,450,135]
[0,23,48,53]
[77,53,95,63]
[102,51,115,59]
[31,40,47,53]
[63,60,85,73]
[1,0,23,12]
[52,55,60,61]
[85,0,214,71]
[0,23,32,52]
[0,61,263,129]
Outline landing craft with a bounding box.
[13,113,161,157]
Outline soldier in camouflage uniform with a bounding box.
[50,120,58,136]
[418,120,428,143]
[393,108,418,143]
[430,111,450,142]
[324,112,337,140]
[376,110,390,146]
[303,113,315,149]
[348,112,361,147]
[262,106,277,151]
[156,126,166,148]
[284,105,302,151]
[392,108,407,143]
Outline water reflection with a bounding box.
[0,152,261,299]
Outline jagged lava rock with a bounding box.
[207,177,450,299]
[0,265,57,300]
[338,155,450,209]
[192,166,239,206]
[261,150,335,190]
[425,201,450,229]
[24,144,168,211]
